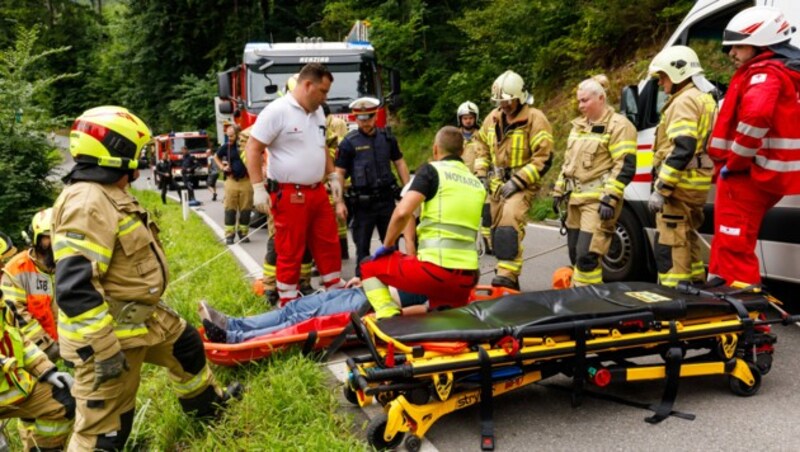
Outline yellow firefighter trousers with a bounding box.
[490,185,537,282]
[0,381,73,450]
[565,200,622,286]
[655,192,707,287]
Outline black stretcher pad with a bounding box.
[378,282,769,343]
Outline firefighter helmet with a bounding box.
[457,101,479,126]
[649,45,704,84]
[69,106,151,170]
[285,73,300,93]
[0,232,15,261]
[723,6,795,47]
[29,208,52,246]
[491,70,528,103]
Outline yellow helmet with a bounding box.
[491,70,528,103]
[30,208,53,245]
[70,106,152,170]
[285,74,300,93]
[0,232,16,261]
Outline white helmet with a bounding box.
[723,6,795,47]
[491,70,528,103]
[456,101,479,126]
[649,45,704,84]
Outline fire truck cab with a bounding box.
[152,131,212,188]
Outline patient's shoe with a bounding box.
[265,289,279,307]
[491,275,520,291]
[299,282,316,296]
[199,300,228,330]
[202,319,227,343]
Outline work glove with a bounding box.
[648,191,665,213]
[371,245,396,261]
[598,201,615,221]
[92,350,129,391]
[252,183,270,214]
[478,176,489,191]
[720,165,731,180]
[41,368,74,389]
[43,342,60,362]
[500,180,520,199]
[327,172,343,203]
[552,196,563,214]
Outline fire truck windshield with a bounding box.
[170,137,209,154]
[247,62,379,109]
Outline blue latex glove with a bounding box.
[720,165,731,179]
[371,245,396,261]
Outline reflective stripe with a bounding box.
[117,214,142,238]
[658,272,692,287]
[511,131,525,167]
[573,267,602,285]
[666,120,698,139]
[731,141,758,157]
[21,322,45,339]
[570,191,602,200]
[568,131,610,143]
[52,234,112,273]
[320,271,341,283]
[114,323,148,339]
[530,130,553,149]
[521,165,538,184]
[362,277,398,319]
[22,418,73,437]
[691,261,705,279]
[736,121,769,139]
[172,365,211,396]
[474,158,490,170]
[276,281,296,291]
[418,238,477,251]
[418,220,478,239]
[57,303,113,340]
[497,261,522,272]
[658,164,681,184]
[262,263,276,277]
[0,285,25,302]
[609,140,636,159]
[762,138,800,149]
[0,387,26,405]
[754,155,800,172]
[23,343,44,362]
[278,289,299,299]
[710,138,733,150]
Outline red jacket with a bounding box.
[708,51,800,195]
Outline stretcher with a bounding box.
[343,282,797,451]
[202,285,518,366]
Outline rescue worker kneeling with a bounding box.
[54,106,241,451]
[360,126,486,318]
[0,233,75,452]
[552,75,637,286]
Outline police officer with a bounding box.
[648,46,717,288]
[335,97,410,276]
[180,146,201,206]
[214,122,253,245]
[475,70,554,290]
[53,106,241,450]
[1,208,61,362]
[552,75,637,286]
[458,101,493,255]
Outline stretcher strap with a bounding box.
[646,321,682,424]
[320,300,372,362]
[301,330,318,356]
[478,347,495,451]
[571,321,587,408]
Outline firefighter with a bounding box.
[214,122,254,245]
[53,106,241,450]
[324,102,350,259]
[334,97,410,277]
[0,232,75,452]
[475,70,554,290]
[707,6,800,285]
[647,46,718,287]
[458,101,493,255]
[1,209,61,362]
[552,75,637,286]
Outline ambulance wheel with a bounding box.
[405,434,422,452]
[728,363,761,397]
[366,413,404,450]
[343,385,359,406]
[603,207,646,281]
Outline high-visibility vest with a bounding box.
[417,159,486,270]
[0,315,40,406]
[1,251,57,341]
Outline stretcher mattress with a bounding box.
[374,282,769,343]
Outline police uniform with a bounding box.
[335,98,404,276]
[475,103,554,288]
[652,83,716,287]
[553,106,637,286]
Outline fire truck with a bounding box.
[152,131,212,188]
[214,21,400,142]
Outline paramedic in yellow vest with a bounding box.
[360,126,485,318]
[324,102,350,259]
[53,106,241,450]
[0,232,75,451]
[1,208,61,362]
[647,46,718,287]
[214,122,253,245]
[552,75,637,286]
[458,101,494,255]
[475,70,554,290]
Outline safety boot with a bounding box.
[340,238,350,259]
[482,237,494,256]
[238,231,250,243]
[491,275,520,291]
[225,235,235,245]
[202,319,227,343]
[299,282,316,296]
[264,289,279,306]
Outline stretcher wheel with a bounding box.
[366,413,404,450]
[342,385,359,406]
[728,363,762,397]
[756,353,773,376]
[405,434,422,452]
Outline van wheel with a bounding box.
[603,207,646,281]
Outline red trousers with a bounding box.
[709,174,782,285]
[360,252,479,310]
[271,184,342,303]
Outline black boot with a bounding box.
[264,289,279,306]
[299,282,316,296]
[491,275,520,291]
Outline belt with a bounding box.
[106,298,157,324]
[565,175,607,193]
[277,182,321,190]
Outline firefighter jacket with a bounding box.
[1,250,57,350]
[417,159,486,270]
[475,104,554,194]
[52,181,168,364]
[0,307,53,407]
[652,83,717,201]
[708,51,800,196]
[461,129,482,174]
[338,128,399,193]
[553,106,637,206]
[326,116,348,159]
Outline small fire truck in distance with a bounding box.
[214,21,400,141]
[152,131,212,188]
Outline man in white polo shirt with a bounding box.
[245,63,345,305]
